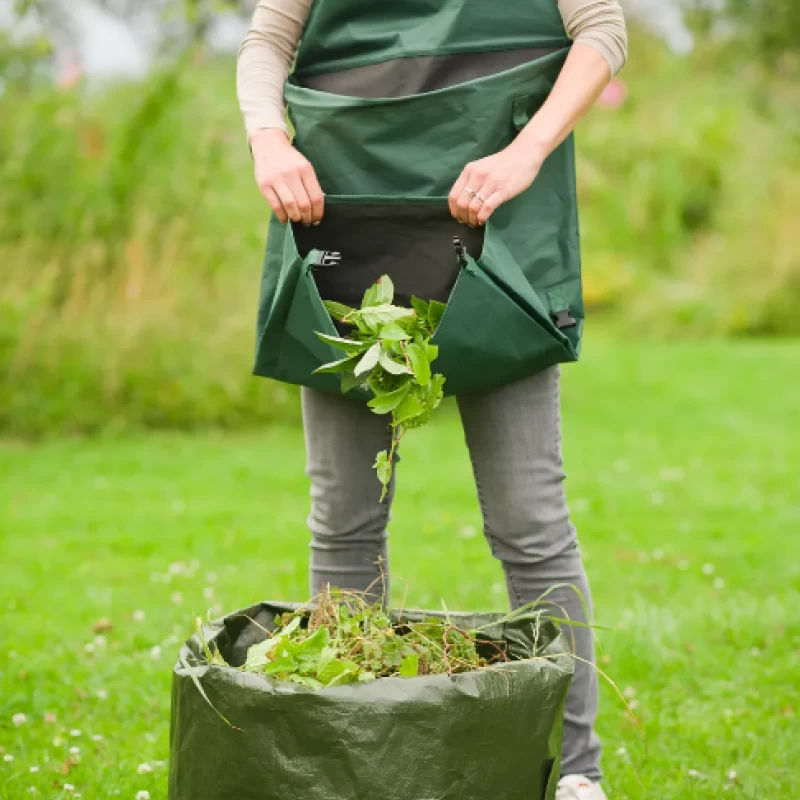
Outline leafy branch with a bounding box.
[314,276,447,501]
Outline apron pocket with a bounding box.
[272,254,349,394]
[292,196,484,308]
[431,255,573,396]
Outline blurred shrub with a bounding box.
[578,26,800,335]
[1,29,799,435]
[0,55,297,435]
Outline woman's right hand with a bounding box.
[250,128,325,225]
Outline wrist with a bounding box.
[509,125,554,169]
[249,127,291,154]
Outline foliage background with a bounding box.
[1,1,799,435]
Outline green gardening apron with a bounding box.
[253,0,583,397]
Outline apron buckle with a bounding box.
[551,308,577,329]
[313,250,342,269]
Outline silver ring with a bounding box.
[463,187,477,197]
[475,193,487,203]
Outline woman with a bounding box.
[237,2,627,798]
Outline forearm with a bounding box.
[237,0,312,138]
[512,43,613,167]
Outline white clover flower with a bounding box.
[206,572,217,584]
[84,643,96,654]
[171,592,183,606]
[713,577,725,590]
[70,729,82,737]
[132,610,146,622]
[3,754,14,762]
[12,713,27,726]
[30,766,39,773]
[623,687,637,699]
[203,587,215,600]
[96,689,108,700]
[615,747,627,756]
[136,791,151,800]
[728,770,738,781]
[687,769,706,780]
[150,645,162,660]
[701,563,715,575]
[94,635,107,648]
[53,736,64,746]
[137,763,153,775]
[69,746,80,756]
[64,784,75,792]
[91,734,103,742]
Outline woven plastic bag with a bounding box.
[169,601,574,800]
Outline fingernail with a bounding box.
[313,221,321,226]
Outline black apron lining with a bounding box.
[292,203,485,307]
[296,47,561,99]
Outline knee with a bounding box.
[482,502,578,566]
[308,485,390,545]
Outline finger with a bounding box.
[449,168,472,222]
[263,185,288,224]
[286,173,313,226]
[456,176,477,225]
[274,182,302,223]
[477,188,506,226]
[301,165,325,224]
[468,182,497,227]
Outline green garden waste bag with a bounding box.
[169,602,574,800]
[253,0,584,397]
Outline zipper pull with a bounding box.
[453,237,467,268]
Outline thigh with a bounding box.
[301,387,397,528]
[456,367,575,562]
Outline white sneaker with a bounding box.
[556,775,608,800]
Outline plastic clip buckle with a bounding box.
[551,309,577,329]
[453,237,467,268]
[313,250,342,269]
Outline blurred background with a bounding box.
[1,0,798,435]
[1,4,799,799]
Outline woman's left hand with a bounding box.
[448,142,544,227]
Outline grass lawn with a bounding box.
[1,335,799,799]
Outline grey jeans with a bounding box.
[301,366,602,780]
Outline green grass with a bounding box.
[1,336,799,799]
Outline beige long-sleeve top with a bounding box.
[238,0,627,137]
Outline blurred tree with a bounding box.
[682,0,800,66]
[724,0,800,64]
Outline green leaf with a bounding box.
[362,282,380,308]
[315,332,367,352]
[406,343,431,386]
[354,343,381,376]
[289,626,330,659]
[379,351,412,375]
[287,674,324,689]
[426,343,439,362]
[399,652,419,678]
[393,393,424,425]
[323,300,356,322]
[317,657,352,686]
[359,304,415,330]
[374,450,392,488]
[428,300,447,331]
[379,322,412,341]
[375,275,394,305]
[262,654,298,674]
[410,296,430,321]
[367,383,411,414]
[358,671,377,683]
[313,353,362,375]
[341,372,365,394]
